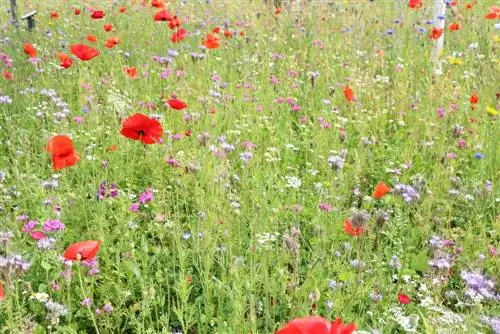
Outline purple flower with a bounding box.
[318,203,333,213]
[81,297,92,307]
[103,303,113,314]
[42,219,65,232]
[240,151,253,165]
[22,220,39,233]
[328,155,345,170]
[130,203,140,212]
[139,188,154,204]
[481,316,500,334]
[393,184,420,204]
[460,271,498,301]
[36,237,56,250]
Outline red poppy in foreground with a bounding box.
[120,113,163,144]
[167,99,188,110]
[276,316,356,334]
[408,0,422,9]
[58,52,73,68]
[154,9,173,21]
[429,27,444,40]
[344,219,363,237]
[23,43,37,58]
[64,241,101,261]
[47,135,80,170]
[343,85,355,103]
[373,181,391,199]
[202,33,221,49]
[91,10,105,19]
[104,23,113,32]
[74,8,81,15]
[171,28,187,43]
[70,44,100,61]
[398,293,411,304]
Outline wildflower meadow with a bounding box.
[0,0,499,333]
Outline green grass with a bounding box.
[0,0,499,333]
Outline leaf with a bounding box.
[338,271,355,282]
[41,260,51,271]
[411,251,429,272]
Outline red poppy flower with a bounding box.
[485,12,497,19]
[448,22,461,31]
[23,43,37,58]
[276,316,356,334]
[343,219,363,237]
[46,135,80,170]
[30,231,46,240]
[167,99,188,110]
[168,16,182,29]
[151,0,165,8]
[119,6,127,13]
[3,70,12,80]
[408,0,422,9]
[104,23,113,32]
[124,66,138,78]
[74,8,81,15]
[275,7,283,15]
[50,11,59,19]
[64,240,101,261]
[0,281,4,301]
[484,6,500,19]
[70,44,100,61]
[171,28,187,43]
[469,94,479,104]
[86,35,98,42]
[343,85,355,103]
[58,52,73,68]
[91,10,105,19]
[212,27,221,33]
[202,33,221,49]
[224,30,233,38]
[104,36,121,48]
[373,182,391,199]
[429,27,444,40]
[398,293,411,304]
[120,113,163,144]
[154,9,173,21]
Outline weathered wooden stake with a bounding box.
[21,11,38,31]
[432,0,446,76]
[9,0,19,28]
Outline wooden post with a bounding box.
[21,11,38,31]
[9,0,19,29]
[432,0,446,76]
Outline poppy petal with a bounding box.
[64,240,101,261]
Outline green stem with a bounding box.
[77,267,100,334]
